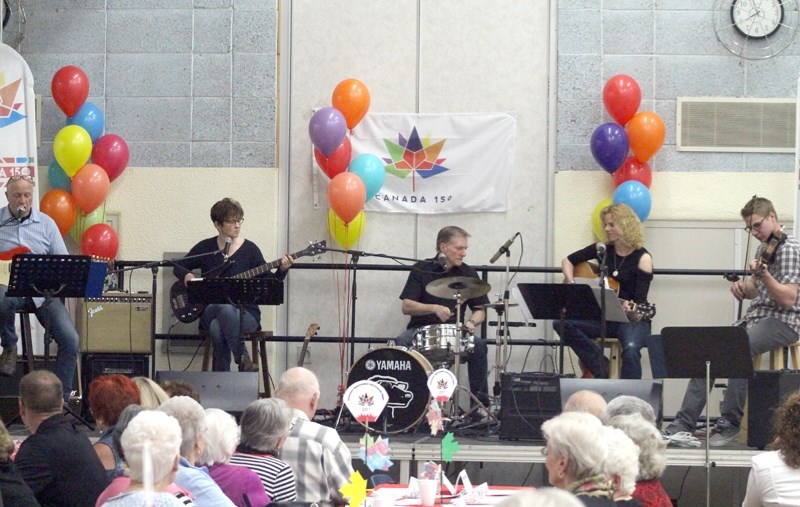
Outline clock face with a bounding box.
[731,0,784,38]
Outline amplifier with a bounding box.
[81,353,150,421]
[499,372,562,441]
[76,293,152,354]
[747,370,800,449]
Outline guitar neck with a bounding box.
[233,250,305,280]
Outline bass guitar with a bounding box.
[297,323,319,367]
[170,240,326,323]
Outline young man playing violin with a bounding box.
[664,195,800,446]
[555,203,654,379]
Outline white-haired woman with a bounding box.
[541,411,616,506]
[497,488,584,507]
[100,410,184,506]
[199,408,269,507]
[229,398,296,502]
[602,426,640,505]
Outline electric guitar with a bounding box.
[570,261,656,321]
[0,246,30,286]
[170,240,326,323]
[297,323,319,367]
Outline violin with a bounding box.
[754,230,787,276]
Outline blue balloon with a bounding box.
[591,122,629,173]
[48,160,72,191]
[348,153,385,201]
[613,180,651,222]
[66,102,105,143]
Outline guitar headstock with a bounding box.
[302,240,326,257]
[634,302,656,320]
[305,323,320,340]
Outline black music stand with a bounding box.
[6,254,94,429]
[187,277,284,370]
[661,326,753,507]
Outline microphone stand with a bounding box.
[493,248,512,400]
[598,248,609,377]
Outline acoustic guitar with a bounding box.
[570,261,656,321]
[170,240,326,323]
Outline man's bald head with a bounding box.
[564,389,607,421]
[275,367,320,418]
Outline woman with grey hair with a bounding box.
[199,408,269,507]
[604,395,656,425]
[541,411,615,506]
[607,414,671,507]
[497,488,583,507]
[229,398,296,502]
[602,426,640,505]
[100,410,184,506]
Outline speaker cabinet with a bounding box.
[76,293,152,353]
[81,354,150,421]
[748,370,800,449]
[0,359,82,423]
[499,373,562,441]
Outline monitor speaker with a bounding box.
[76,293,152,353]
[747,370,800,449]
[499,372,562,441]
[81,353,150,421]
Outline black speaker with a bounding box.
[499,372,562,440]
[747,370,800,449]
[81,354,150,421]
[155,371,259,414]
[0,359,81,423]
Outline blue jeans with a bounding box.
[553,319,651,379]
[0,286,79,402]
[201,304,259,371]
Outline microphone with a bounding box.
[596,242,606,255]
[436,252,447,270]
[489,232,520,264]
[221,237,232,261]
[15,206,25,219]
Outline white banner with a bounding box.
[350,113,516,213]
[0,43,39,204]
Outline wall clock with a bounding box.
[714,0,800,59]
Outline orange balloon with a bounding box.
[626,112,665,163]
[332,78,370,130]
[71,163,110,214]
[40,189,77,235]
[327,172,366,225]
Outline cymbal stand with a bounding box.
[451,292,465,417]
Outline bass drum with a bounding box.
[347,347,432,433]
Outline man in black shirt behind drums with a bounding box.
[395,226,491,411]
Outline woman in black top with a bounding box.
[555,203,653,379]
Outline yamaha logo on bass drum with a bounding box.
[364,359,412,371]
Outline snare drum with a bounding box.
[413,324,475,364]
[347,347,432,433]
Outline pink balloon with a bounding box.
[92,134,129,182]
[71,163,110,214]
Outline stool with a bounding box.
[589,338,622,379]
[17,310,35,373]
[202,330,272,397]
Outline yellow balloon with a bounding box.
[53,125,92,177]
[592,197,613,241]
[328,209,365,249]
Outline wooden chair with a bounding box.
[202,330,272,397]
[597,338,622,379]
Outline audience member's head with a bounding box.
[496,488,583,507]
[199,408,239,466]
[121,410,182,488]
[133,376,169,409]
[541,412,608,490]
[564,390,607,421]
[19,370,63,430]
[768,391,800,467]
[88,374,141,429]
[239,398,293,453]
[113,404,145,462]
[275,367,319,419]
[160,379,201,402]
[159,396,207,463]
[607,413,667,481]
[0,418,14,463]
[605,395,657,425]
[602,425,640,500]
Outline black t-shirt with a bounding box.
[567,243,653,303]
[399,259,490,329]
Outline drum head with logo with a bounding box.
[347,347,432,433]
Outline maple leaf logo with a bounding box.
[437,378,449,390]
[358,393,374,407]
[383,126,449,191]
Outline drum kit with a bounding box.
[347,275,513,434]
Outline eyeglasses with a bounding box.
[744,217,769,233]
[8,175,33,182]
[224,218,244,226]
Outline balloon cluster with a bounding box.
[590,75,664,235]
[45,65,128,260]
[309,79,386,249]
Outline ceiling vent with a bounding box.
[676,97,795,153]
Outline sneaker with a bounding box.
[239,354,258,373]
[709,424,741,447]
[0,347,17,377]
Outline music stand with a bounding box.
[6,254,93,429]
[661,326,753,507]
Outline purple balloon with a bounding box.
[309,107,347,157]
[591,122,629,173]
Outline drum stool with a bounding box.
[201,330,272,397]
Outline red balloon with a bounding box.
[327,173,366,225]
[92,134,130,182]
[51,66,89,117]
[40,189,76,236]
[603,74,641,126]
[613,156,652,189]
[314,136,352,179]
[71,163,110,214]
[80,224,119,260]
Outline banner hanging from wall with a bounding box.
[0,43,39,205]
[350,113,516,214]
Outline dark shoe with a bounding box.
[0,347,18,377]
[239,354,258,372]
[709,423,741,447]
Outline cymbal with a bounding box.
[475,301,519,310]
[426,277,491,300]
